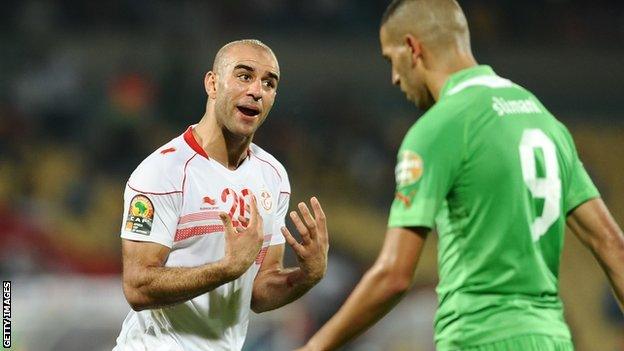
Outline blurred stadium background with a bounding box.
[1,1,623,350]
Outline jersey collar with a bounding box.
[439,65,496,99]
[183,126,209,159]
[183,125,252,161]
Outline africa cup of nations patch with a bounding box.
[125,195,154,235]
[395,150,423,187]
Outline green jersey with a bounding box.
[388,65,599,349]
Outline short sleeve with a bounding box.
[120,185,182,248]
[558,124,600,214]
[564,156,599,214]
[388,110,465,229]
[269,172,290,246]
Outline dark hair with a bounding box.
[381,0,409,26]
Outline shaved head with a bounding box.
[381,0,471,54]
[203,39,280,139]
[212,39,279,76]
[379,0,476,110]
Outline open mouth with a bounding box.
[237,105,260,117]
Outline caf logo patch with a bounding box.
[125,195,154,235]
[395,150,423,187]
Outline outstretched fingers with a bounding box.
[219,212,235,235]
[290,210,312,245]
[238,215,249,228]
[244,195,262,231]
[235,219,245,233]
[310,197,328,242]
[298,202,317,239]
[282,226,304,254]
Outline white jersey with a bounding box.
[114,126,290,351]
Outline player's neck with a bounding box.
[429,52,477,102]
[193,115,251,170]
[222,128,252,169]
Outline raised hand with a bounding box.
[220,195,264,279]
[281,197,329,283]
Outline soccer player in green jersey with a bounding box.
[298,0,624,350]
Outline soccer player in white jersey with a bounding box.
[114,39,329,351]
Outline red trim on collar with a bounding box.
[183,126,209,159]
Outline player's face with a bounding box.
[213,46,279,137]
[380,26,434,110]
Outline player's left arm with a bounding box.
[299,225,428,351]
[567,198,624,310]
[251,197,329,313]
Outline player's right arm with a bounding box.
[122,196,265,311]
[122,239,233,311]
[301,102,465,351]
[301,226,427,351]
[567,198,624,310]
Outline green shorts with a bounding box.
[453,335,574,351]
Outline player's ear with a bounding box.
[404,34,422,67]
[205,71,218,99]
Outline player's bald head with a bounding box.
[212,39,279,76]
[381,0,471,54]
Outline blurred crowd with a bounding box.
[1,1,623,350]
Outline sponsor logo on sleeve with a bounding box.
[125,195,154,235]
[395,150,423,187]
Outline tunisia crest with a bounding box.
[260,190,272,212]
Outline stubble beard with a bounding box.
[216,104,257,141]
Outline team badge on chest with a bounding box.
[260,189,272,212]
[125,195,154,235]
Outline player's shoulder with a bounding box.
[249,143,288,182]
[420,74,509,124]
[424,71,542,125]
[550,119,577,152]
[127,133,195,193]
[446,72,518,96]
[442,70,532,109]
